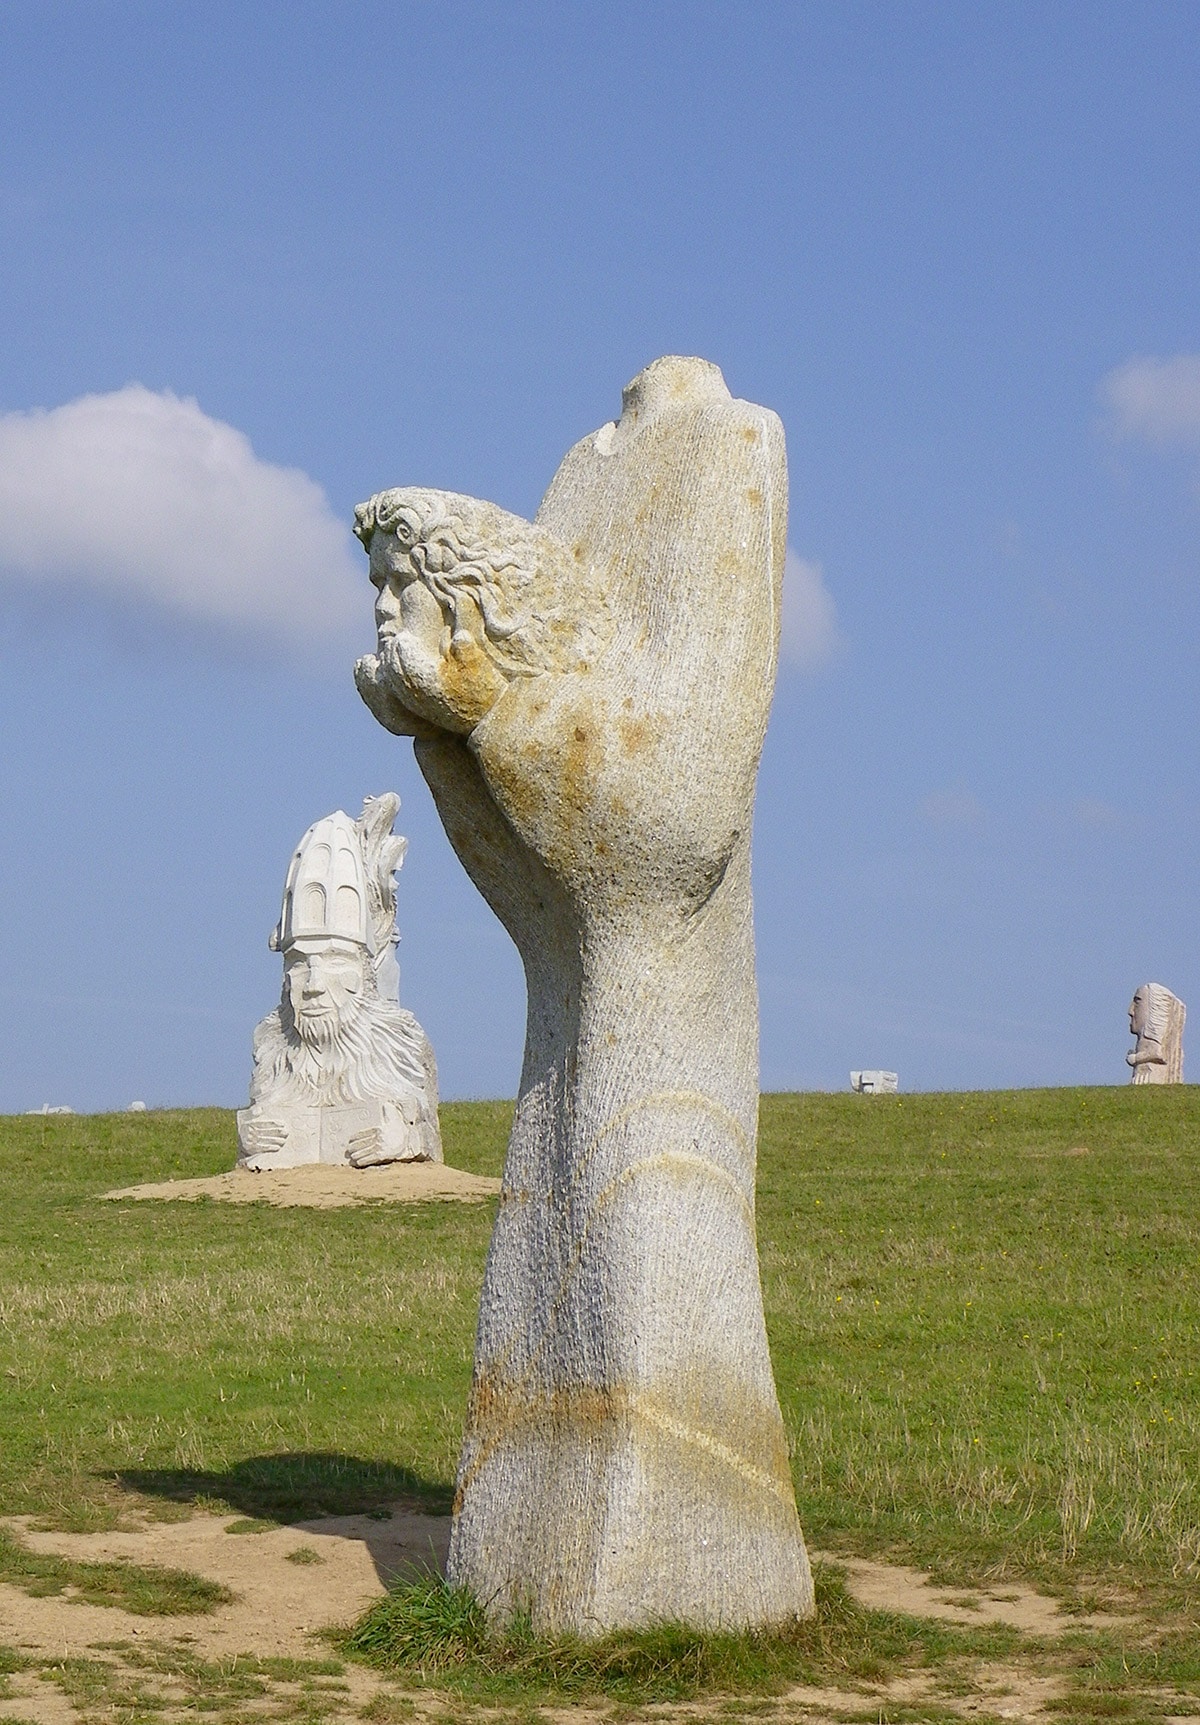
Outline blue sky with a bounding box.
[1,1,1198,1109]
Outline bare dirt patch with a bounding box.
[812,1550,1131,1634]
[0,1669,78,1725]
[0,1510,449,1725]
[0,1515,1139,1723]
[100,1163,501,1209]
[0,1509,448,1662]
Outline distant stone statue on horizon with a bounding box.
[1126,983,1185,1085]
[236,793,441,1169]
[851,1070,898,1095]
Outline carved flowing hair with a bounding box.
[356,791,407,997]
[1136,984,1184,1049]
[354,487,606,677]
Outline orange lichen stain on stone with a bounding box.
[441,637,504,727]
[559,707,600,826]
[742,423,761,443]
[453,1376,623,1508]
[617,714,654,756]
[456,1367,798,1521]
[478,739,542,841]
[746,487,763,506]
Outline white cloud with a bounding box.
[0,397,844,678]
[0,386,366,651]
[1102,354,1200,446]
[780,547,839,669]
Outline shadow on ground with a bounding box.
[114,1451,452,1522]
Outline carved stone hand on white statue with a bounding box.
[346,1099,426,1166]
[239,1115,289,1156]
[345,1127,386,1166]
[354,357,812,1636]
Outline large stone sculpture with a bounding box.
[353,357,813,1634]
[1126,983,1185,1084]
[237,794,441,1169]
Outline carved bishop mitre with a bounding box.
[270,812,373,954]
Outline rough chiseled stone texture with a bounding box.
[354,357,813,1634]
[1127,983,1185,1084]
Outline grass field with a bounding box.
[1,1088,1198,1719]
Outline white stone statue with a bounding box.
[851,1070,898,1094]
[1126,983,1185,1084]
[353,357,813,1634]
[236,793,441,1169]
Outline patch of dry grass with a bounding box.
[759,1087,1200,1592]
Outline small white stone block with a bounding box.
[851,1070,898,1094]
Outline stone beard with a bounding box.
[249,991,436,1112]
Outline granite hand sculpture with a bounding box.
[237,794,441,1169]
[1127,983,1185,1084]
[354,357,813,1634]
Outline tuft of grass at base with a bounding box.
[342,1565,1020,1705]
[0,1527,233,1615]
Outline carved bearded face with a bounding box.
[368,520,508,736]
[284,937,369,1048]
[356,488,611,740]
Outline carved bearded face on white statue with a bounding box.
[283,937,370,1049]
[245,798,441,1123]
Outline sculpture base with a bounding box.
[236,1099,437,1169]
[447,1383,813,1634]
